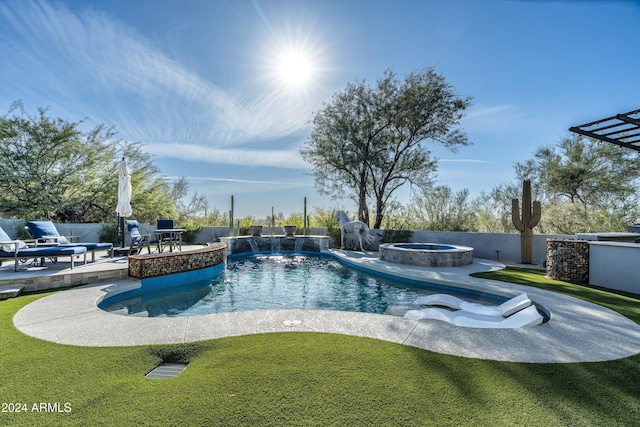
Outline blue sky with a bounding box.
[1,0,639,219]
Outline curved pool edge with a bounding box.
[12,250,640,363]
[327,250,506,294]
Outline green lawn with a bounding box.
[1,268,639,426]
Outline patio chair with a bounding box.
[127,220,153,256]
[413,293,532,317]
[404,304,543,328]
[25,221,113,262]
[1,226,87,271]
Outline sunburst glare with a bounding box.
[258,23,328,98]
[276,50,313,87]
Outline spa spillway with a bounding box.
[379,243,473,267]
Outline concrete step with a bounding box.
[0,286,25,300]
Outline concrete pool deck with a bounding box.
[6,248,640,363]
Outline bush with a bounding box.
[99,222,120,244]
[379,229,413,244]
[178,220,202,244]
[12,223,32,240]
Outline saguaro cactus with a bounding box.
[229,195,234,236]
[512,179,541,264]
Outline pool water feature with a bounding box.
[99,253,504,318]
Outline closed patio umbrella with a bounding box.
[116,157,133,248]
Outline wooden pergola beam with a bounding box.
[569,109,640,152]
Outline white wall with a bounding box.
[589,242,640,294]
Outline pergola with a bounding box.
[569,109,640,152]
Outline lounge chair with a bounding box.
[404,305,543,328]
[25,221,113,262]
[1,226,87,271]
[413,293,532,317]
[127,220,153,256]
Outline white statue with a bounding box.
[335,211,374,251]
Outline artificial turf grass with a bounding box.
[1,275,639,426]
[471,266,640,321]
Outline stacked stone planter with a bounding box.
[128,243,226,280]
[546,239,589,284]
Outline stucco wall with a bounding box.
[589,242,640,294]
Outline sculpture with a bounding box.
[512,179,541,264]
[335,211,374,251]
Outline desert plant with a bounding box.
[98,222,119,244]
[512,179,541,264]
[178,220,202,244]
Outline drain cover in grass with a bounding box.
[145,363,188,379]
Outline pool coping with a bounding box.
[12,249,640,363]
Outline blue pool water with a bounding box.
[390,243,456,250]
[99,253,505,318]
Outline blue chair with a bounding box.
[127,220,154,255]
[25,221,113,262]
[1,226,87,271]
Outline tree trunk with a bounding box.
[358,172,369,226]
[373,197,384,229]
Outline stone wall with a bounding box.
[546,239,589,284]
[128,242,226,279]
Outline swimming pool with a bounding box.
[99,253,506,318]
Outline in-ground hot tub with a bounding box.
[379,243,473,267]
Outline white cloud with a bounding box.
[439,159,491,163]
[165,176,297,185]
[464,104,519,120]
[145,143,310,169]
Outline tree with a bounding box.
[0,104,117,221]
[0,103,185,224]
[408,185,474,231]
[518,135,639,207]
[515,134,640,233]
[170,176,210,220]
[470,187,518,233]
[301,67,471,229]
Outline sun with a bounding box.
[257,24,327,96]
[276,52,313,87]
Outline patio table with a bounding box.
[154,229,187,252]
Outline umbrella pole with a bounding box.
[119,215,125,248]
